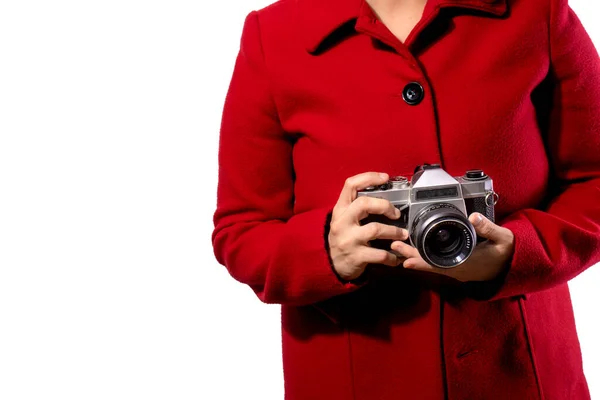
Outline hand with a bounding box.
[390,213,515,282]
[328,172,409,281]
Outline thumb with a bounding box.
[469,212,502,241]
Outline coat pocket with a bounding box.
[518,295,544,400]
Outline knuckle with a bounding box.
[367,250,383,263]
[493,245,506,258]
[377,251,391,264]
[356,196,369,207]
[383,200,395,212]
[375,197,388,206]
[329,221,342,236]
[346,254,360,267]
[502,227,514,240]
[337,237,353,250]
[368,198,385,212]
[379,224,392,237]
[367,223,380,238]
[482,224,494,236]
[332,205,341,216]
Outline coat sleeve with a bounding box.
[211,11,363,306]
[468,0,600,301]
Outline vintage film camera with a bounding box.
[357,164,499,268]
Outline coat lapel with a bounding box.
[299,0,508,54]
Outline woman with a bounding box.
[212,0,600,398]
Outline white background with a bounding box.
[0,1,598,399]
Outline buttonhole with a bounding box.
[456,349,479,359]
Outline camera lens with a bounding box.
[431,226,462,255]
[427,223,465,257]
[410,203,475,268]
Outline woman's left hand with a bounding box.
[391,213,515,282]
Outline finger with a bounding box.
[389,249,408,264]
[358,223,409,242]
[403,257,439,272]
[390,240,420,259]
[390,240,446,273]
[336,172,389,208]
[469,213,512,243]
[358,247,402,267]
[346,196,399,221]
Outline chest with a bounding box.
[272,3,552,220]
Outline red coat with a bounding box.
[212,0,600,398]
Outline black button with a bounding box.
[402,82,424,105]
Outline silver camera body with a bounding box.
[357,164,498,268]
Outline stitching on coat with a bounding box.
[548,0,553,61]
[252,11,284,126]
[518,297,545,400]
[346,329,358,400]
[440,296,449,400]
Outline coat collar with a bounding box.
[299,0,508,53]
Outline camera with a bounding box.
[357,164,498,268]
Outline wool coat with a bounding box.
[211,0,600,398]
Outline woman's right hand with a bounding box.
[328,172,409,281]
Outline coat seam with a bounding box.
[519,297,545,400]
[547,0,553,60]
[346,329,358,400]
[252,10,285,127]
[440,295,449,400]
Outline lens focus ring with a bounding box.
[410,203,476,268]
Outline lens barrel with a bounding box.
[410,203,476,268]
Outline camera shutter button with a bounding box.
[402,82,424,105]
[465,170,487,180]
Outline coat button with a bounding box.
[402,82,424,105]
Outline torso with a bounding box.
[245,0,590,398]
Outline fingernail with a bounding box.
[379,173,388,180]
[395,208,401,217]
[474,213,484,226]
[402,229,409,239]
